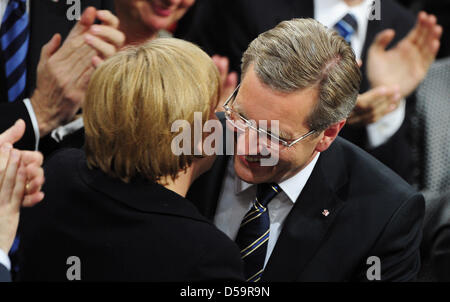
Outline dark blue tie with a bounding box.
[1,0,29,103]
[235,183,280,282]
[334,13,358,44]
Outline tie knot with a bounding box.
[256,183,280,207]
[334,13,358,43]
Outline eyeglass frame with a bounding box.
[222,84,317,148]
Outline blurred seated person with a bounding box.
[18,38,244,281]
[114,0,196,42]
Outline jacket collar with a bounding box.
[76,151,209,223]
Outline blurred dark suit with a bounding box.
[18,148,244,281]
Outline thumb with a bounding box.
[0,119,26,146]
[371,29,396,51]
[40,34,62,60]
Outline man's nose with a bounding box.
[235,128,266,156]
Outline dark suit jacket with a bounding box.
[178,0,416,182]
[420,191,450,281]
[187,136,425,281]
[18,148,244,281]
[0,0,114,151]
[0,263,11,282]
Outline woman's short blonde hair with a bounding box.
[83,38,220,182]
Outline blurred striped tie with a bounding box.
[235,183,280,282]
[333,13,358,44]
[1,0,29,103]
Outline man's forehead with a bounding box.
[239,68,318,135]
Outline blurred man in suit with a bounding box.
[0,0,124,151]
[178,0,442,183]
[187,18,425,281]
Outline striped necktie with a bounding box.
[333,13,358,44]
[235,183,281,282]
[0,0,29,103]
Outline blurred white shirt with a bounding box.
[314,0,406,148]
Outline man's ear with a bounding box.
[314,120,346,152]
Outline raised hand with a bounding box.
[348,86,401,126]
[0,121,45,253]
[31,7,125,137]
[212,55,238,112]
[0,121,44,207]
[367,11,442,99]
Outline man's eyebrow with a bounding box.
[234,102,294,140]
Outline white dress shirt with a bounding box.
[314,0,406,148]
[0,248,10,271]
[214,153,320,268]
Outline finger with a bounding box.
[89,25,126,49]
[11,164,27,212]
[80,7,97,27]
[371,29,396,52]
[84,33,117,59]
[0,119,26,146]
[355,87,389,113]
[97,10,120,28]
[347,112,365,125]
[0,149,21,204]
[415,12,430,48]
[22,192,45,208]
[0,143,12,173]
[408,11,427,44]
[40,34,62,61]
[20,150,43,167]
[92,56,104,68]
[25,165,45,196]
[66,7,97,40]
[423,25,442,60]
[384,91,402,114]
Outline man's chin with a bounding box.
[234,155,276,184]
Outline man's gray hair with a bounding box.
[241,18,362,131]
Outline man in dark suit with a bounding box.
[178,0,442,183]
[0,0,123,152]
[187,18,425,281]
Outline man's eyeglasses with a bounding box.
[222,84,317,148]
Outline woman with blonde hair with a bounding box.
[18,38,244,281]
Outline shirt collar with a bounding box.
[315,0,372,30]
[234,153,321,204]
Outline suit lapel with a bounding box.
[262,138,349,281]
